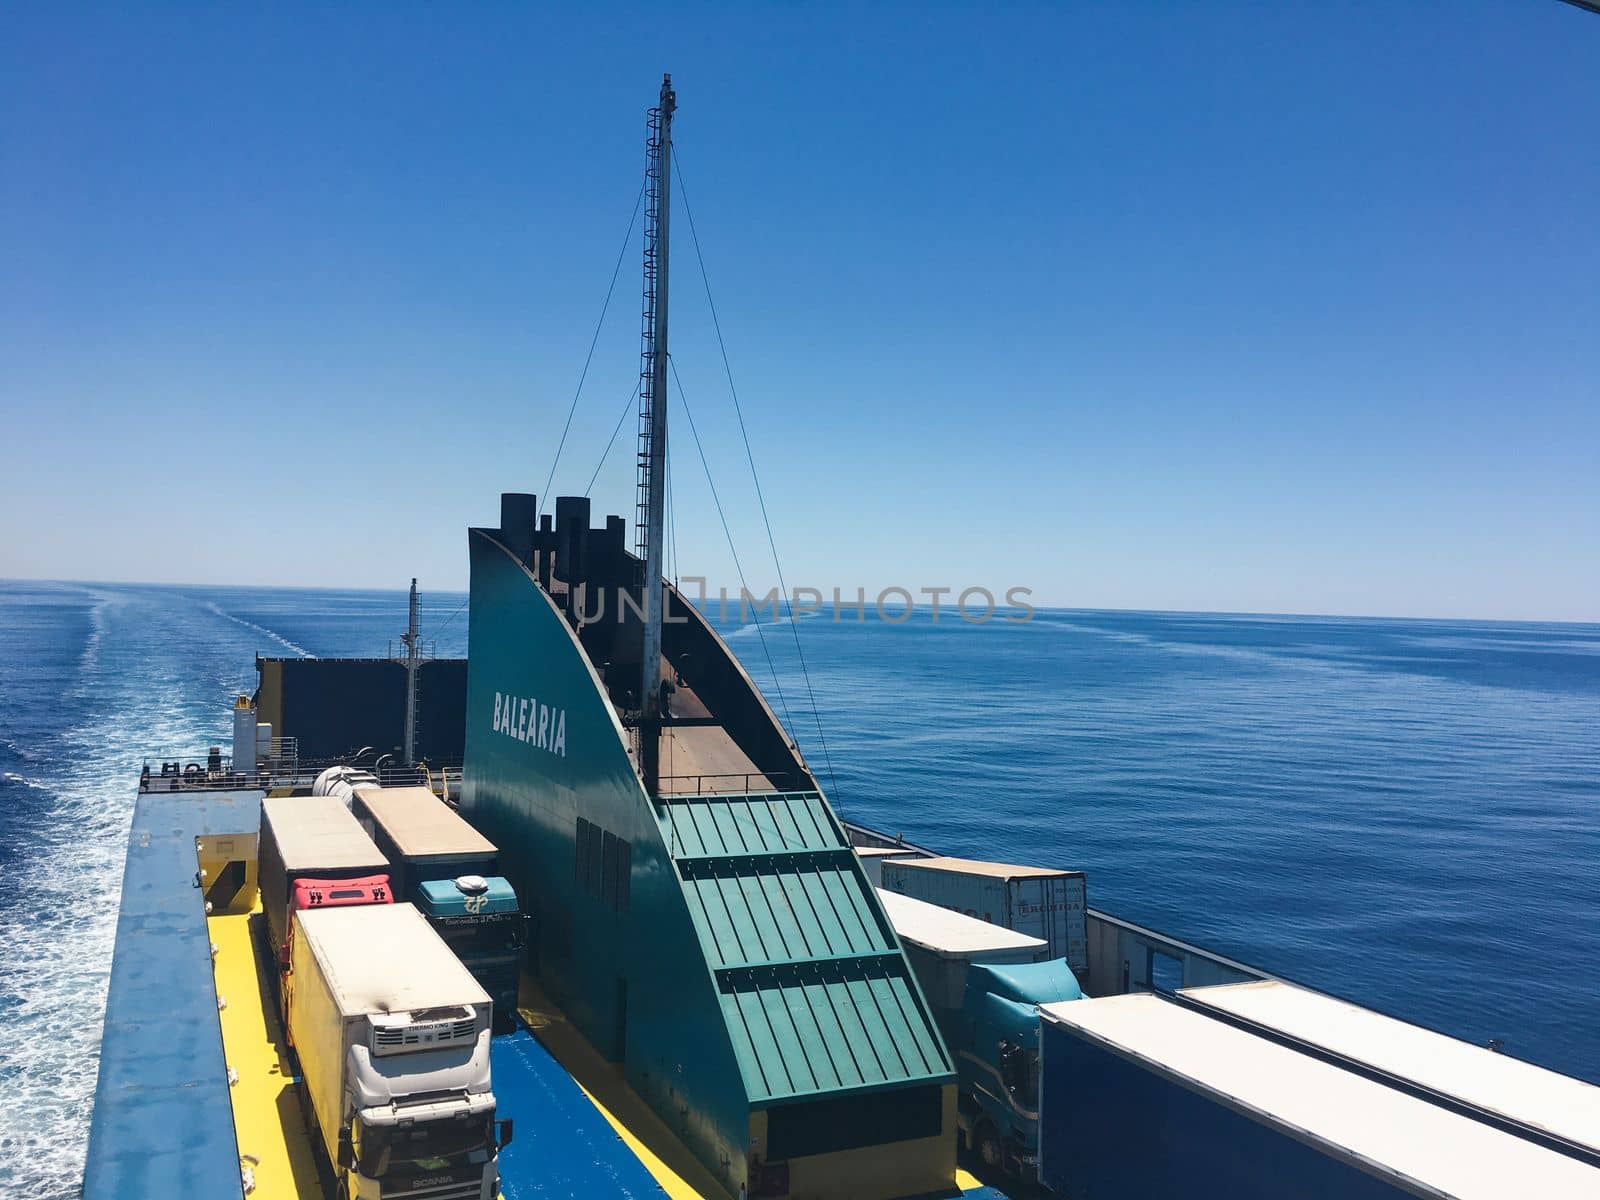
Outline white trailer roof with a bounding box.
[1183,980,1600,1155]
[877,887,1047,957]
[353,785,496,860]
[297,902,490,1015]
[1039,993,1600,1199]
[886,854,1081,880]
[262,795,388,874]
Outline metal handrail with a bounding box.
[654,770,801,796]
[139,754,462,795]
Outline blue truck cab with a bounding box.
[957,958,1083,1175]
[877,883,1083,1178]
[416,875,526,1027]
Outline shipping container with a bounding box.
[350,784,498,895]
[1183,980,1600,1158]
[854,845,915,886]
[258,795,389,960]
[1037,993,1600,1199]
[350,785,525,1028]
[880,855,1086,976]
[878,886,1047,1009]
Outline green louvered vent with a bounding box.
[660,791,952,1105]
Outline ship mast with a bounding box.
[401,577,421,765]
[637,74,676,794]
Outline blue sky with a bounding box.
[2,3,1596,620]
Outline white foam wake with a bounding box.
[0,590,253,1200]
[202,600,316,659]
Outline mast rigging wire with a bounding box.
[584,381,643,497]
[541,181,646,517]
[673,154,843,803]
[670,358,799,746]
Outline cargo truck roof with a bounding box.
[1183,980,1600,1156]
[296,902,491,1014]
[877,886,1048,957]
[353,785,497,859]
[886,854,1083,880]
[1039,993,1600,1197]
[261,795,388,873]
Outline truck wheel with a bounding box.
[974,1119,1003,1170]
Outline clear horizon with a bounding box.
[3,4,1597,622]
[5,575,1598,630]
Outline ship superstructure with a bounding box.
[457,75,957,1200]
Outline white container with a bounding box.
[1183,980,1600,1157]
[1037,993,1600,1198]
[878,887,1047,1009]
[854,845,914,886]
[881,855,1087,977]
[257,795,389,959]
[350,785,498,896]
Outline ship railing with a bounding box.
[139,753,463,799]
[1082,909,1266,998]
[654,770,803,797]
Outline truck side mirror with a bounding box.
[337,1129,355,1170]
[497,1118,515,1148]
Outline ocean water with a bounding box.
[1,581,1597,1198]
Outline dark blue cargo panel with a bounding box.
[1037,993,1600,1199]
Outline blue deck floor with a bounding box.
[491,1028,668,1198]
[83,788,263,1200]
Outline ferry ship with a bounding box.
[80,77,1600,1200]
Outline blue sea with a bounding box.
[1,580,1598,1198]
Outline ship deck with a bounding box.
[79,787,1008,1199]
[210,899,1009,1199]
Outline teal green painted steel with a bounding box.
[461,531,752,1193]
[719,964,949,1103]
[679,854,891,966]
[663,792,952,1107]
[462,531,953,1192]
[662,790,842,857]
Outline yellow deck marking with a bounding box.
[518,981,734,1200]
[210,905,327,1200]
[210,909,980,1200]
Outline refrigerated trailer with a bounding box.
[288,903,511,1200]
[258,795,389,961]
[1179,979,1600,1160]
[350,785,527,1025]
[350,785,499,894]
[1037,992,1600,1199]
[880,855,1087,976]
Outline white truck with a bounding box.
[288,902,512,1200]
